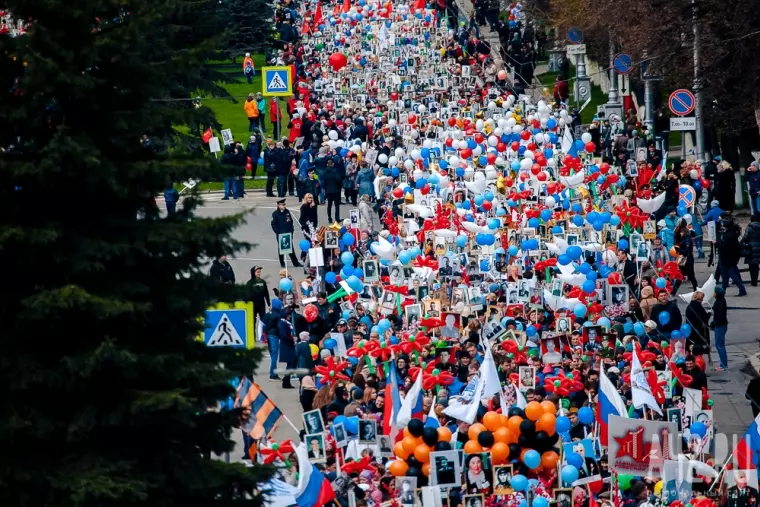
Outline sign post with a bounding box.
[262,66,293,141]
[668,89,696,159]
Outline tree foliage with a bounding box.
[220,0,275,60]
[0,0,268,505]
[533,0,760,135]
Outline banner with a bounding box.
[607,415,677,478]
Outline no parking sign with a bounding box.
[679,184,696,211]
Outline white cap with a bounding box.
[245,52,251,57]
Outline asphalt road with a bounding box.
[165,191,760,463]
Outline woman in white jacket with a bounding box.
[359,194,373,231]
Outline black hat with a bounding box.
[277,198,286,205]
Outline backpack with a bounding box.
[244,63,253,75]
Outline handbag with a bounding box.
[677,254,687,267]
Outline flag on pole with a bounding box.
[313,2,324,26]
[630,350,663,415]
[201,127,213,143]
[424,398,440,429]
[240,383,283,439]
[514,386,527,409]
[294,444,336,507]
[382,359,403,435]
[396,370,424,427]
[733,411,760,470]
[443,374,484,423]
[596,364,629,446]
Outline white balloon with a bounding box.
[547,158,557,168]
[488,136,498,147]
[411,130,419,139]
[488,101,497,110]
[413,169,423,180]
[464,166,474,177]
[683,213,693,225]
[475,120,485,131]
[423,139,433,148]
[395,147,405,158]
[520,158,532,171]
[378,153,388,164]
[472,146,482,157]
[329,130,339,140]
[485,167,497,179]
[351,145,362,154]
[449,156,460,166]
[495,157,507,167]
[388,119,397,128]
[404,159,414,170]
[545,196,556,207]
[524,150,535,160]
[559,118,566,127]
[581,132,592,144]
[388,156,398,166]
[418,104,427,114]
[328,140,338,149]
[689,169,699,179]
[494,127,503,137]
[540,117,548,128]
[507,117,517,127]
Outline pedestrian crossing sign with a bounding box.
[202,301,254,349]
[262,66,292,97]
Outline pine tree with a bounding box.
[221,0,275,60]
[0,0,270,505]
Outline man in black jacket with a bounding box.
[717,217,747,296]
[711,287,728,370]
[245,134,262,180]
[263,138,279,197]
[210,255,235,283]
[650,290,682,335]
[322,158,346,223]
[246,266,270,325]
[617,249,638,293]
[271,199,302,268]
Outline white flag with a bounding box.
[514,385,527,409]
[443,374,484,423]
[481,346,503,399]
[631,349,663,415]
[396,371,423,427]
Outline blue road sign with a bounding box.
[262,66,292,97]
[567,27,584,44]
[203,301,254,348]
[668,89,696,117]
[613,53,633,75]
[679,184,696,210]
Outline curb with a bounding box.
[747,353,760,377]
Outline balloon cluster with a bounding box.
[387,419,454,484]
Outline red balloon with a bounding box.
[445,138,453,147]
[599,162,610,174]
[460,148,472,159]
[496,143,507,153]
[392,187,404,198]
[482,201,492,211]
[701,178,710,188]
[408,114,417,124]
[328,52,348,71]
[606,174,619,184]
[475,133,485,144]
[504,177,514,187]
[487,153,497,164]
[520,130,531,141]
[607,271,622,285]
[390,92,399,101]
[447,117,457,127]
[531,164,542,175]
[245,163,252,171]
[304,303,319,322]
[421,184,430,195]
[537,171,547,181]
[511,142,520,152]
[585,141,596,152]
[527,142,537,151]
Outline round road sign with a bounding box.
[613,53,633,75]
[567,27,584,44]
[668,89,696,117]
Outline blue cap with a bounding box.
[272,298,283,309]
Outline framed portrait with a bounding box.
[666,407,682,432]
[463,452,493,494]
[325,231,339,249]
[306,433,326,463]
[429,450,462,487]
[636,241,650,261]
[435,347,455,366]
[483,316,507,342]
[607,284,629,311]
[424,299,441,318]
[363,259,380,282]
[463,494,484,507]
[643,220,657,240]
[333,423,350,450]
[583,325,603,344]
[405,303,422,325]
[396,477,417,506]
[566,233,579,246]
[389,263,405,286]
[629,233,643,252]
[378,434,394,456]
[381,289,397,315]
[359,419,377,444]
[278,232,293,255]
[451,287,467,308]
[518,366,536,391]
[553,488,573,507]
[349,209,360,229]
[555,316,572,334]
[541,335,562,364]
[493,465,513,494]
[440,313,461,340]
[303,409,325,434]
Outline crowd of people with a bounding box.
[200,1,760,507]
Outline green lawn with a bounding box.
[535,64,606,125]
[200,55,290,143]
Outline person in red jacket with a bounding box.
[288,113,302,144]
[553,75,569,107]
[269,98,282,139]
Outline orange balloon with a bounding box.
[491,442,509,463]
[508,415,523,434]
[403,427,411,438]
[507,430,518,444]
[493,426,511,444]
[499,414,509,427]
[464,440,483,454]
[388,459,409,476]
[525,401,543,421]
[414,444,431,463]
[540,400,557,415]
[536,412,557,435]
[437,426,452,443]
[402,436,418,455]
[483,411,502,431]
[394,441,411,459]
[468,423,486,441]
[541,450,560,469]
[422,463,430,476]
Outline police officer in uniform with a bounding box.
[271,199,303,268]
[728,471,759,507]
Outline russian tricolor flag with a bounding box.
[382,359,403,437]
[425,398,440,429]
[396,371,424,427]
[596,365,628,446]
[733,412,760,470]
[295,444,336,507]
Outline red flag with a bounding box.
[411,0,425,10]
[313,1,324,26]
[201,127,212,143]
[342,0,351,13]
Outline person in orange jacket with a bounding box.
[242,52,255,84]
[244,93,260,132]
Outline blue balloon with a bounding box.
[279,278,293,292]
[566,452,583,469]
[528,217,540,228]
[578,406,595,425]
[526,325,537,337]
[654,277,667,289]
[511,160,520,171]
[540,209,553,222]
[354,268,364,279]
[678,205,687,217]
[574,304,587,318]
[690,421,707,437]
[558,254,571,265]
[399,250,413,265]
[578,262,591,274]
[659,311,670,325]
[552,226,564,234]
[671,330,681,339]
[342,311,351,321]
[456,167,465,177]
[618,239,629,251]
[299,239,311,251]
[546,118,557,130]
[511,474,529,492]
[488,218,500,230]
[526,238,539,250]
[582,280,596,294]
[324,338,337,349]
[456,235,468,248]
[586,271,598,282]
[680,323,692,337]
[343,232,355,246]
[533,498,549,507]
[566,245,583,260]
[523,449,541,469]
[508,245,519,256]
[624,321,633,333]
[378,318,391,331]
[694,180,702,192]
[572,214,585,227]
[325,271,337,284]
[593,220,605,231]
[609,215,621,226]
[341,251,355,266]
[341,266,354,278]
[596,317,611,328]
[574,139,585,151]
[347,275,363,292]
[600,265,612,278]
[561,465,579,485]
[484,190,494,201]
[556,416,571,434]
[633,322,645,336]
